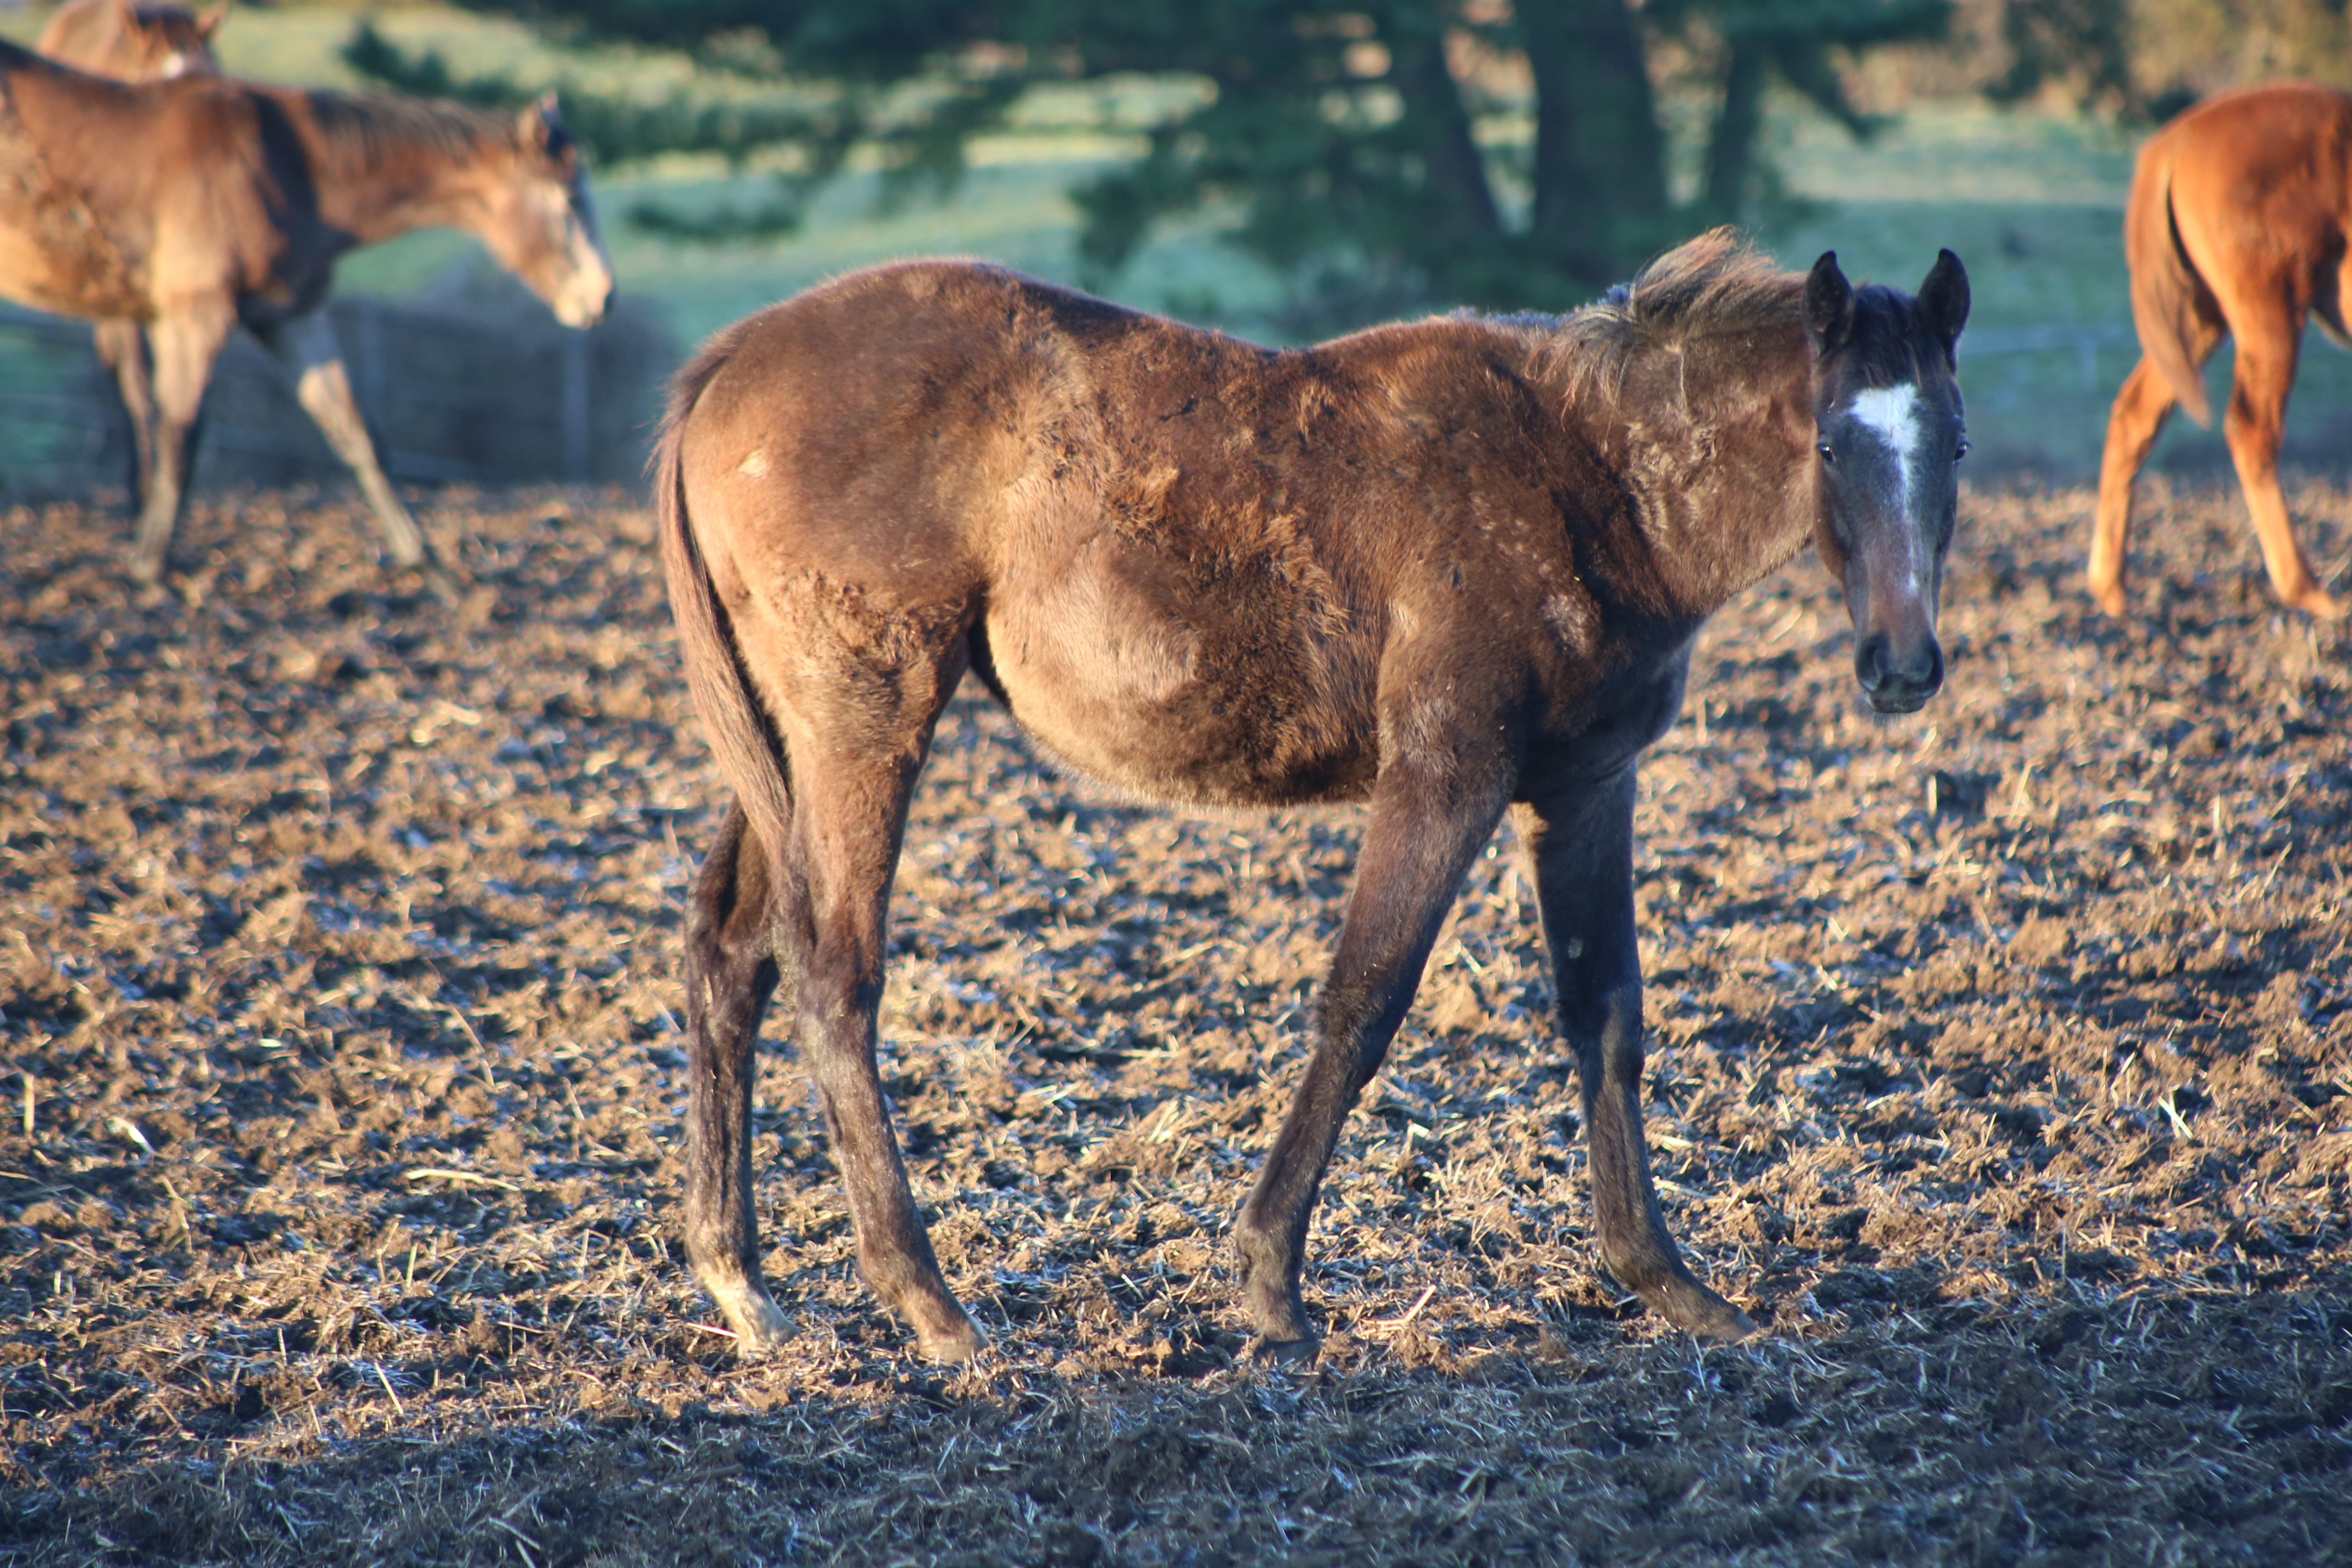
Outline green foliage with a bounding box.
[341,21,1011,240]
[368,2,1950,310]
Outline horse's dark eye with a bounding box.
[1817,441,1836,465]
[1954,438,1970,463]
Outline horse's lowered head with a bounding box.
[480,94,612,329]
[38,0,224,80]
[1803,249,1970,714]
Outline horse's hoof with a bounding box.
[1246,1332,1320,1368]
[2089,580,2128,618]
[1645,1276,1760,1344]
[2290,586,2346,619]
[129,556,165,589]
[914,1314,986,1365]
[707,1279,794,1354]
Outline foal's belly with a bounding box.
[979,541,1381,810]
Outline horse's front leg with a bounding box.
[92,320,157,507]
[264,312,434,577]
[129,305,233,585]
[1236,757,1511,1355]
[1513,773,1755,1341]
[683,800,794,1350]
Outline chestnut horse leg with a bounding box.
[2091,358,2186,617]
[130,304,234,585]
[264,312,429,572]
[1235,755,1511,1353]
[92,320,157,506]
[1514,772,1754,1342]
[2221,298,2343,617]
[682,800,795,1350]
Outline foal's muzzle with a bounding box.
[1855,632,1944,714]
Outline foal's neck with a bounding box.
[284,91,514,250]
[1585,332,1819,624]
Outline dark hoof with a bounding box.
[1246,1332,1319,1368]
[1644,1275,1760,1343]
[912,1311,986,1365]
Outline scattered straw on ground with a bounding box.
[2,476,2349,1565]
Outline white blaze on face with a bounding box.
[1845,382,1930,598]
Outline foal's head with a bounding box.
[1803,251,1970,714]
[40,0,223,80]
[480,95,613,329]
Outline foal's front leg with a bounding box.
[1514,773,1755,1341]
[129,305,234,585]
[262,313,435,577]
[92,320,158,505]
[683,800,794,1349]
[1236,758,1511,1353]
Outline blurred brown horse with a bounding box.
[2095,83,2352,619]
[39,0,223,80]
[0,39,612,585]
[657,232,1970,1361]
[36,0,225,529]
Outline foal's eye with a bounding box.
[1954,438,1970,463]
[1817,441,1836,465]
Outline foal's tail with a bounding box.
[654,335,795,866]
[2124,128,2215,426]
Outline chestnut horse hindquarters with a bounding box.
[2093,82,2352,619]
[2124,136,2214,427]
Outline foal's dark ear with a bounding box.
[1916,248,1970,364]
[519,92,567,151]
[1804,252,1856,357]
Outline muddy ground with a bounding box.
[1,476,2349,1566]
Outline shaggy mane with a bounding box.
[299,90,526,180]
[1536,228,1804,408]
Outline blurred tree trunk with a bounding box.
[1518,0,1669,277]
[1391,28,1505,243]
[1705,43,1768,212]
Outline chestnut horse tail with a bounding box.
[655,334,795,869]
[2125,132,2214,426]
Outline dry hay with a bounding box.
[1,476,2349,1565]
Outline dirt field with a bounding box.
[2,476,2349,1566]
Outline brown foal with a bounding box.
[0,39,612,584]
[657,231,1970,1360]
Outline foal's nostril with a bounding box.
[1917,639,1946,694]
[1854,634,1892,692]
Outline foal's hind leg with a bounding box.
[784,730,981,1362]
[2221,302,2343,617]
[2091,358,2184,617]
[264,313,433,575]
[683,800,795,1349]
[1514,775,1754,1342]
[1235,756,1511,1353]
